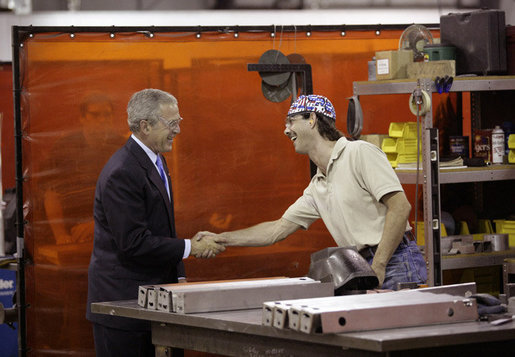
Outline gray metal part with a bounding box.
[268,285,479,334]
[272,304,288,329]
[258,49,291,86]
[302,291,478,334]
[280,295,373,331]
[147,289,158,310]
[174,281,333,314]
[319,296,477,334]
[265,295,339,330]
[151,277,329,314]
[262,301,277,326]
[138,286,148,308]
[287,306,303,330]
[153,277,317,312]
[261,79,292,103]
[308,247,378,291]
[157,277,316,293]
[157,289,172,312]
[347,95,363,139]
[415,282,476,297]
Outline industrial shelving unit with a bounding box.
[353,76,515,286]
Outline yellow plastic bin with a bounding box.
[413,221,447,246]
[388,122,420,139]
[387,153,422,168]
[478,219,494,234]
[381,138,421,154]
[508,134,515,149]
[494,220,515,246]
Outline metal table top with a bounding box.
[92,299,515,354]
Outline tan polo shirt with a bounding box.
[282,137,406,251]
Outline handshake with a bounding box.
[190,231,226,259]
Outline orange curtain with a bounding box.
[17,27,438,355]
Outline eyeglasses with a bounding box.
[158,116,183,130]
[284,116,304,128]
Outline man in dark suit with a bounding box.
[86,89,225,356]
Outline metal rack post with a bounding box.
[11,26,27,357]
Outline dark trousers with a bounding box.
[92,323,184,357]
[93,323,154,357]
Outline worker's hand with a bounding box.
[194,231,216,241]
[190,232,226,258]
[197,231,236,246]
[370,261,386,288]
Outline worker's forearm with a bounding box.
[222,218,299,247]
[372,192,411,271]
[372,210,409,270]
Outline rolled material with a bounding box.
[409,89,431,116]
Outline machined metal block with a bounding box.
[262,301,279,326]
[287,305,307,330]
[269,282,477,331]
[272,304,289,329]
[157,288,172,312]
[147,288,158,310]
[138,285,155,308]
[416,282,476,297]
[285,296,356,330]
[299,290,478,334]
[173,279,332,314]
[151,277,332,314]
[265,295,351,330]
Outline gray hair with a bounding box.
[127,89,177,132]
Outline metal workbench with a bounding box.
[92,300,515,356]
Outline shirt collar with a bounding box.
[315,137,348,178]
[131,134,158,165]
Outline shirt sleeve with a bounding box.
[183,239,191,258]
[356,143,403,202]
[282,183,320,229]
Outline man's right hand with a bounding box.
[190,232,226,258]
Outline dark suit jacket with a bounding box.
[86,136,185,330]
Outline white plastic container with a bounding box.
[492,126,505,164]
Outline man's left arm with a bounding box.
[370,190,412,287]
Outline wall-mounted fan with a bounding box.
[399,24,433,62]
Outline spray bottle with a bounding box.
[492,126,505,164]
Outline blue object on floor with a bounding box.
[0,269,17,357]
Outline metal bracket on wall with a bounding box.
[247,63,313,97]
[248,62,317,176]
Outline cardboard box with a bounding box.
[360,134,388,149]
[375,50,413,80]
[407,60,456,79]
